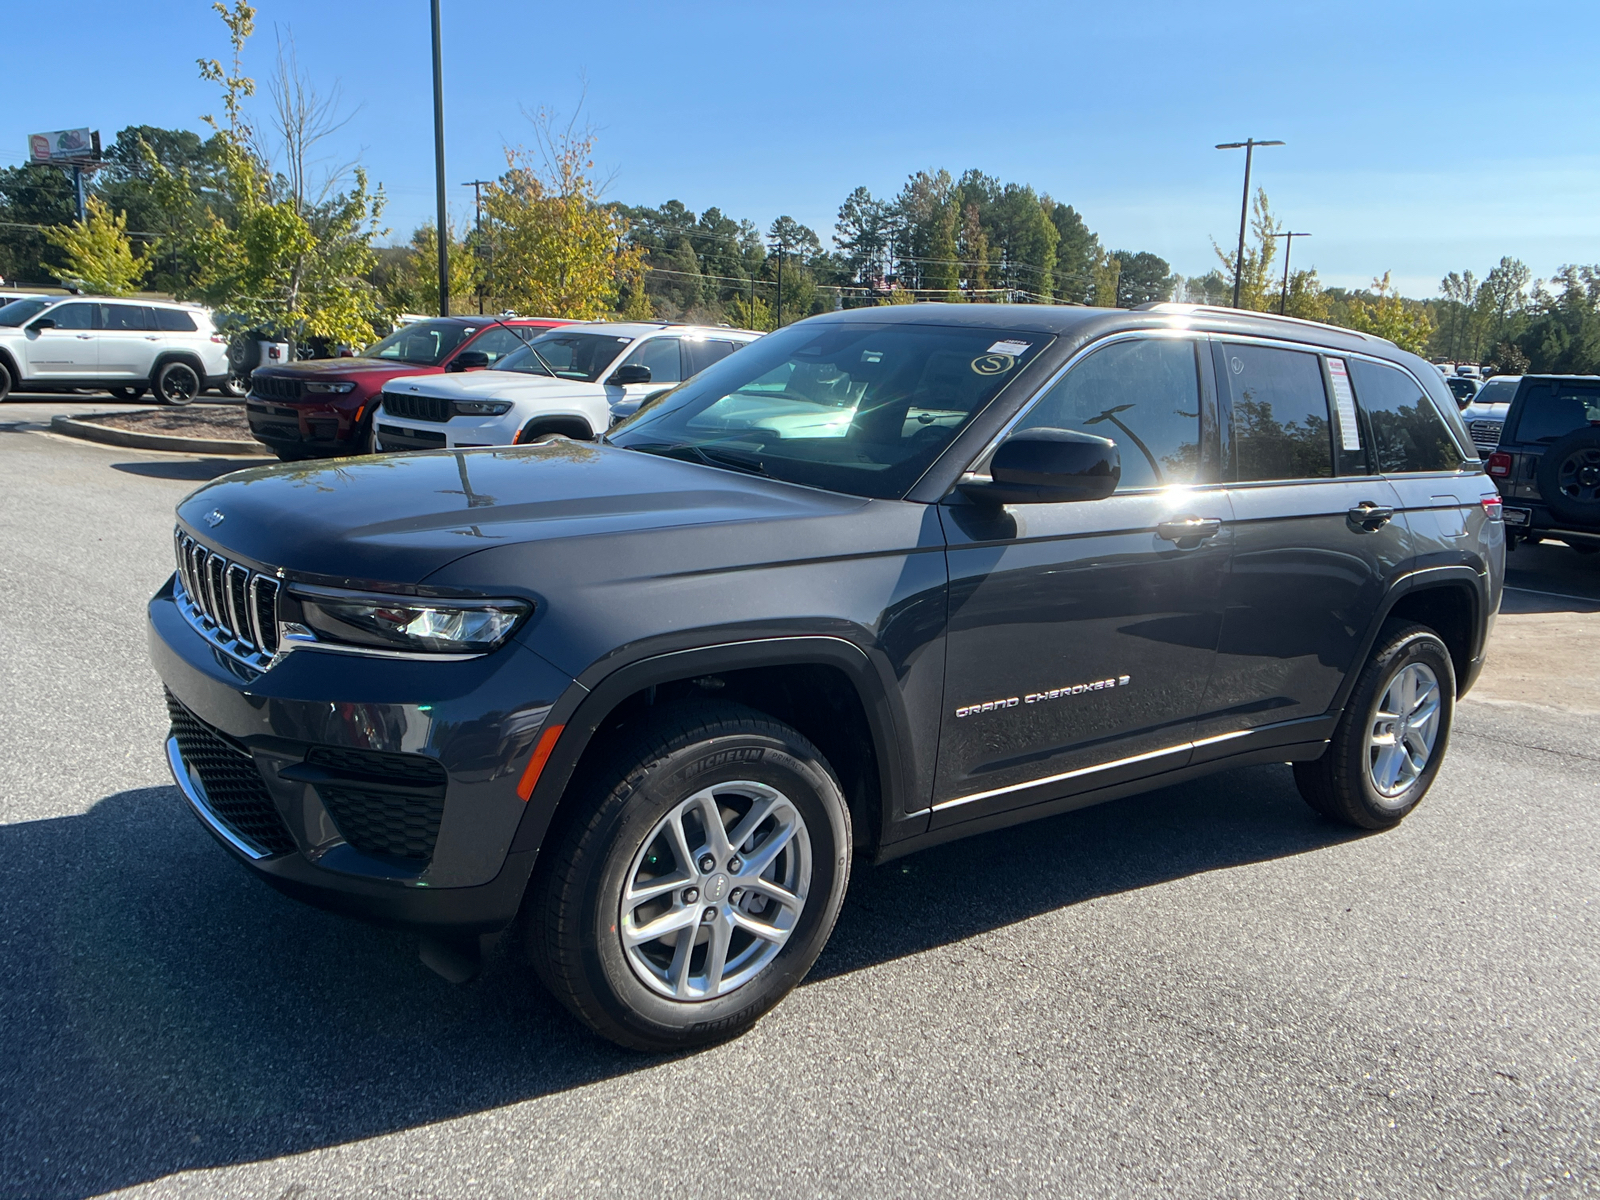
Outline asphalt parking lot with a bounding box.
[2,398,1597,1199]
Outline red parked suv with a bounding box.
[246,316,572,460]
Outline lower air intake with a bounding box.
[165,690,296,856]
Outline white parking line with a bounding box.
[1505,585,1600,604]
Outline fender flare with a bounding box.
[149,351,208,388]
[508,635,911,857]
[1326,565,1486,715]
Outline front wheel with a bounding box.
[154,360,201,406]
[1294,621,1455,829]
[107,385,147,401]
[216,373,248,398]
[525,702,851,1051]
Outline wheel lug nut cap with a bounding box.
[698,855,715,873]
[682,888,698,904]
[727,856,743,872]
[729,888,744,904]
[701,906,717,922]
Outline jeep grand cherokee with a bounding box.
[149,303,1502,1051]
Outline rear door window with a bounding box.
[101,303,152,331]
[1221,343,1333,480]
[1348,358,1465,472]
[1510,382,1600,443]
[462,326,527,365]
[1014,336,1202,489]
[685,339,741,376]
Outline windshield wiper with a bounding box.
[627,442,769,477]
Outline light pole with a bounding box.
[462,179,492,313]
[430,0,449,317]
[1215,138,1284,308]
[1267,231,1311,314]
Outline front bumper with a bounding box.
[149,574,576,934]
[374,412,521,452]
[246,393,371,456]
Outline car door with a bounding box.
[1195,339,1409,759]
[456,325,528,367]
[97,303,161,379]
[23,302,98,378]
[607,336,684,420]
[1344,355,1483,569]
[684,337,742,377]
[933,332,1233,829]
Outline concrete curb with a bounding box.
[49,413,273,457]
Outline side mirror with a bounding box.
[958,428,1121,505]
[30,317,55,330]
[611,363,652,385]
[447,350,490,372]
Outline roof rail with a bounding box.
[1134,302,1390,345]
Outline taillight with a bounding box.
[1481,495,1503,520]
[1486,451,1512,477]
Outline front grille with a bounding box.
[303,746,449,862]
[251,375,304,401]
[174,530,280,668]
[166,690,296,856]
[1470,419,1503,449]
[380,391,452,422]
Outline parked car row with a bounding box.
[246,318,762,460]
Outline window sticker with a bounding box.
[1328,358,1362,450]
[971,353,1015,375]
[988,339,1031,356]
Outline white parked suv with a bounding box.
[0,295,229,404]
[372,322,760,452]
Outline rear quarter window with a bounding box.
[154,308,200,332]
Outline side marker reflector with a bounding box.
[516,724,565,801]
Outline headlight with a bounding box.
[451,399,513,416]
[287,585,531,655]
[304,381,356,394]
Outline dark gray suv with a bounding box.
[149,303,1503,1050]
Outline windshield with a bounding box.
[608,321,1049,499]
[364,320,476,365]
[495,331,633,381]
[1472,378,1518,407]
[1512,381,1600,443]
[0,299,50,327]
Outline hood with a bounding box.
[255,357,444,380]
[175,442,867,588]
[1461,399,1509,420]
[382,370,599,402]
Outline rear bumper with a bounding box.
[1500,501,1600,546]
[148,575,575,935]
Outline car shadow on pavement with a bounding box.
[110,459,266,482]
[0,767,1357,1198]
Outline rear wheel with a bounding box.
[525,701,851,1051]
[154,360,201,406]
[0,359,11,402]
[1294,621,1455,829]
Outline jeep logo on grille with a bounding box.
[204,509,225,527]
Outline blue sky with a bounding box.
[6,0,1597,297]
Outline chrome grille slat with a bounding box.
[172,527,280,671]
[380,391,452,422]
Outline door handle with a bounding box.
[1156,516,1224,545]
[76,334,92,339]
[1348,502,1395,531]
[144,335,159,341]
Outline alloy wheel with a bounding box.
[1367,662,1442,803]
[620,781,811,1001]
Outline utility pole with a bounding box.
[772,230,786,329]
[1215,138,1284,308]
[1268,231,1311,314]
[430,0,450,317]
[462,179,491,314]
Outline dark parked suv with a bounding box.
[150,303,1502,1050]
[1483,374,1600,553]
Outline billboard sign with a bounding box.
[29,128,99,164]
